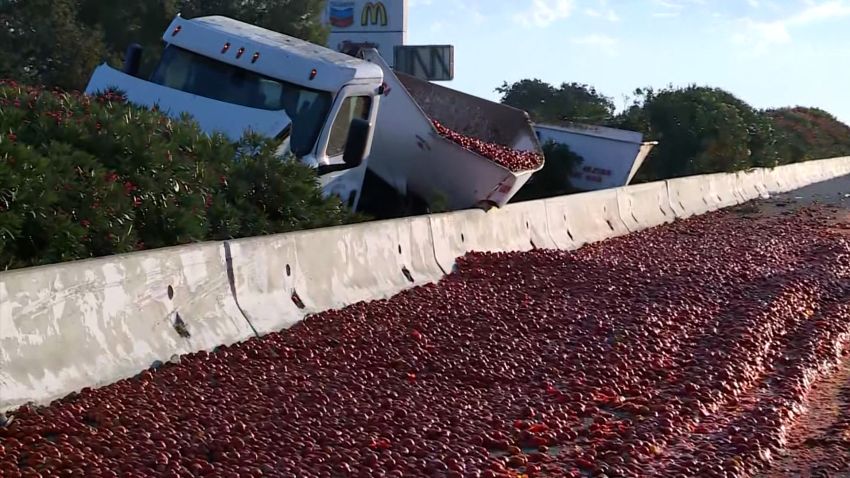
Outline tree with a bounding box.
[76,0,181,76]
[767,107,850,164]
[79,0,330,78]
[610,85,783,182]
[177,0,329,46]
[496,79,615,125]
[1,0,330,90]
[0,0,107,91]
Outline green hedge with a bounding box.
[768,107,850,164]
[612,86,850,183]
[0,80,359,271]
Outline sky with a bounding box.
[403,0,850,124]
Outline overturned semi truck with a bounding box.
[85,14,544,217]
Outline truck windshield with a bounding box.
[150,46,332,157]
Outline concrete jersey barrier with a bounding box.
[429,201,554,273]
[736,169,769,202]
[226,217,444,336]
[0,242,251,411]
[707,173,743,207]
[617,181,676,232]
[666,175,715,218]
[545,189,629,249]
[766,163,809,194]
[3,155,850,411]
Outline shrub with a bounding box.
[767,107,850,164]
[0,80,357,270]
[611,85,783,182]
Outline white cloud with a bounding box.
[514,0,575,28]
[571,34,619,55]
[584,0,620,22]
[406,0,486,28]
[732,18,791,50]
[790,0,850,23]
[650,0,706,18]
[733,0,850,53]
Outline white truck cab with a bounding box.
[85,15,384,209]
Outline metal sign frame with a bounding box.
[393,45,454,82]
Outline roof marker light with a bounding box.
[309,69,318,80]
[251,52,260,63]
[236,47,245,59]
[221,42,231,54]
[171,25,182,36]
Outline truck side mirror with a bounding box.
[123,43,143,77]
[343,118,370,167]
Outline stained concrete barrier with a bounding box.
[429,201,554,273]
[665,172,740,218]
[545,189,629,249]
[157,218,443,339]
[821,157,850,179]
[544,201,581,251]
[736,169,769,201]
[814,157,850,183]
[763,158,850,195]
[617,181,676,232]
[287,218,442,315]
[786,162,813,191]
[0,242,250,411]
[708,173,743,207]
[667,175,715,218]
[764,165,795,195]
[767,161,826,195]
[834,157,850,176]
[222,234,303,336]
[791,161,825,187]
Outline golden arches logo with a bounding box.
[361,1,388,26]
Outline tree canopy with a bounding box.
[767,107,850,164]
[0,0,329,90]
[0,0,107,91]
[497,79,850,187]
[496,79,615,125]
[613,85,784,181]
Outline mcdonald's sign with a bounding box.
[361,1,388,27]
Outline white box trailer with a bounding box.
[534,123,657,191]
[356,48,544,212]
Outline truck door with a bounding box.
[323,91,374,163]
[315,85,378,208]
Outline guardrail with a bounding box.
[3,156,849,411]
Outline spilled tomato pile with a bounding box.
[760,346,850,477]
[432,120,543,173]
[3,206,850,477]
